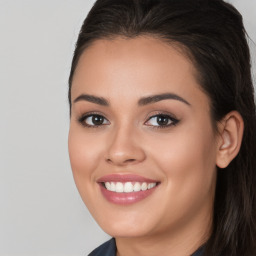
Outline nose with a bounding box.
[105,126,146,166]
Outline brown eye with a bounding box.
[145,114,179,128]
[156,115,170,126]
[79,114,110,127]
[91,115,105,125]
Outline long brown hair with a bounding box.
[69,1,256,255]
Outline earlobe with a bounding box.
[216,111,244,169]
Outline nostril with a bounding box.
[105,157,137,165]
[124,159,136,163]
[106,158,112,163]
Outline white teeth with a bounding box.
[133,182,141,192]
[148,183,156,189]
[124,182,133,193]
[141,182,147,191]
[110,182,115,192]
[104,181,157,193]
[105,182,111,190]
[116,182,124,192]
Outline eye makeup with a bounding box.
[77,112,110,128]
[77,110,180,129]
[145,113,179,129]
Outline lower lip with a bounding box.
[99,184,158,205]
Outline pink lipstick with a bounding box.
[97,174,160,205]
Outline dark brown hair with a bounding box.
[69,0,256,255]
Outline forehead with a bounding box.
[71,36,209,111]
[73,36,196,83]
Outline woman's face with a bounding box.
[69,37,218,239]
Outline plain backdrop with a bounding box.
[0,1,255,255]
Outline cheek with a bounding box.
[68,126,107,211]
[146,125,217,211]
[149,122,216,171]
[68,127,103,183]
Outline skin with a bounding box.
[68,36,222,256]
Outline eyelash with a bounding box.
[78,112,179,129]
[145,113,179,128]
[78,112,110,128]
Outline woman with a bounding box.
[68,0,256,255]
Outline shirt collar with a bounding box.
[88,238,205,256]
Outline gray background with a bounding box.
[0,1,255,255]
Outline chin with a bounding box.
[93,209,157,238]
[103,224,151,238]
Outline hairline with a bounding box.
[69,33,217,130]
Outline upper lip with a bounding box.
[97,174,159,183]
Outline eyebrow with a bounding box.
[138,93,190,106]
[73,92,190,107]
[73,94,109,106]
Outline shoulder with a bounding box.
[88,238,116,256]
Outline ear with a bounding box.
[216,111,244,169]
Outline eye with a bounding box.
[145,114,179,128]
[79,114,110,127]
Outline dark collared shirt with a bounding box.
[88,238,204,256]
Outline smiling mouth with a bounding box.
[101,181,158,193]
[97,174,160,205]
